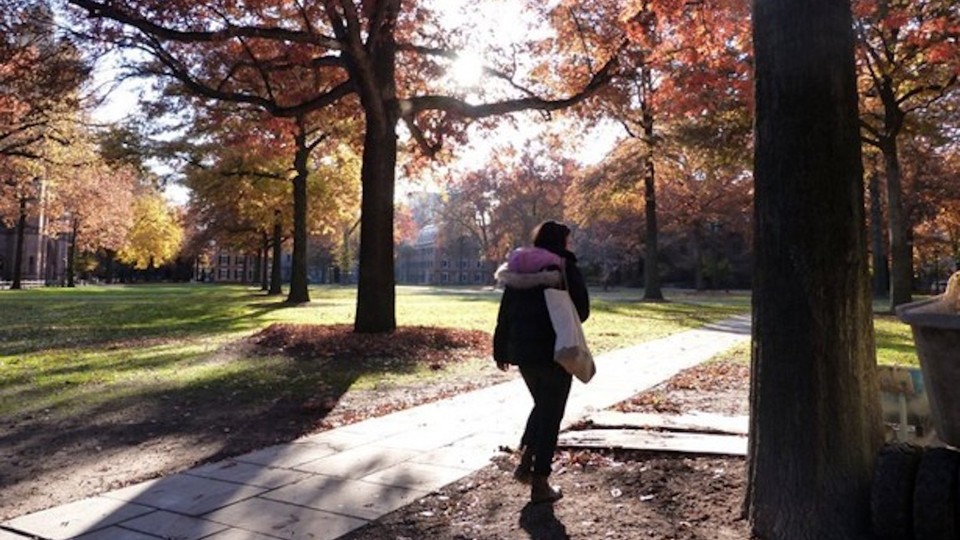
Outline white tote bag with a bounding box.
[544,287,596,383]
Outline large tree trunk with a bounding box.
[352,5,400,334]
[354,109,398,333]
[882,140,912,309]
[287,127,311,304]
[268,211,283,296]
[747,0,883,538]
[869,172,889,298]
[12,197,27,290]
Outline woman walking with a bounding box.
[493,220,590,503]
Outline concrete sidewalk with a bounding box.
[1,315,750,540]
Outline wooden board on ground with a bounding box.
[585,411,749,436]
[559,429,747,456]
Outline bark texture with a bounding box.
[748,0,884,537]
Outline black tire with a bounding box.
[872,442,924,540]
[914,447,960,540]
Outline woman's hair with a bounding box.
[532,220,571,255]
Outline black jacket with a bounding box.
[492,250,590,366]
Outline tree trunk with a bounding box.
[748,0,883,538]
[643,155,663,300]
[268,211,283,296]
[882,141,912,309]
[692,225,705,291]
[260,232,269,291]
[287,127,311,304]
[67,218,78,287]
[640,66,663,301]
[105,249,116,283]
[352,10,400,334]
[354,109,398,333]
[869,172,889,298]
[12,197,27,290]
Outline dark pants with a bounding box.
[519,361,572,476]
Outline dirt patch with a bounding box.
[2,325,754,540]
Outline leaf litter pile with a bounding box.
[253,323,492,366]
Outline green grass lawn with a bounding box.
[0,284,917,422]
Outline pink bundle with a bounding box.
[507,247,564,273]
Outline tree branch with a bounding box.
[403,53,618,118]
[67,0,341,49]
[139,42,355,117]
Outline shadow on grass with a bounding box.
[591,298,746,327]
[0,286,290,357]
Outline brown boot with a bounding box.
[530,474,563,503]
[512,447,534,484]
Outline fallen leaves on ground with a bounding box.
[251,323,493,365]
[666,361,750,392]
[612,360,749,414]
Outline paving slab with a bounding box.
[232,442,341,469]
[359,461,472,492]
[102,474,267,516]
[409,445,497,471]
[263,475,428,520]
[293,445,419,478]
[331,414,422,439]
[73,526,158,540]
[0,530,35,540]
[2,496,154,540]
[117,510,229,539]
[185,460,315,489]
[295,429,383,451]
[204,497,367,540]
[202,528,279,540]
[374,423,475,451]
[446,430,516,454]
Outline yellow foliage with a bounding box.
[118,192,183,269]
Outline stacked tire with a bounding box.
[872,443,960,540]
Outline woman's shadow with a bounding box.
[520,502,569,540]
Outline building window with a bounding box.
[441,259,448,268]
[441,272,448,283]
[474,273,481,283]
